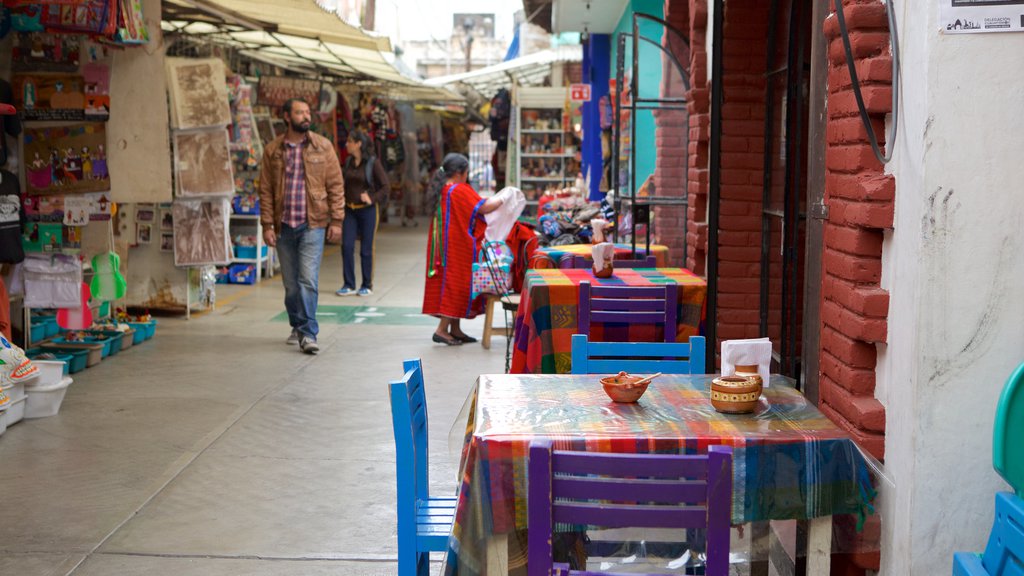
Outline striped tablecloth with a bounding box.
[510,268,707,374]
[445,374,876,576]
[529,242,671,269]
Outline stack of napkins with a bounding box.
[721,337,772,387]
[592,242,615,267]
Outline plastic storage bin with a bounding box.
[30,322,47,343]
[228,263,256,285]
[32,360,66,388]
[43,343,103,367]
[234,245,268,260]
[88,331,124,356]
[25,376,72,418]
[127,320,156,341]
[6,396,26,425]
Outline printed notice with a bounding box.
[942,0,1024,33]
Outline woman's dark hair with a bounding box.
[347,130,373,156]
[439,153,469,177]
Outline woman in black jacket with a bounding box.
[336,130,390,297]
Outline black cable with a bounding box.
[834,0,900,164]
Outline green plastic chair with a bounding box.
[994,362,1024,497]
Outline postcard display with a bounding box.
[4,2,150,345]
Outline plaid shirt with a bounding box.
[281,138,308,228]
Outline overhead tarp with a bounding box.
[162,0,462,102]
[425,46,583,97]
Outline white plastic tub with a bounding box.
[0,405,8,436]
[30,360,65,388]
[6,396,26,425]
[3,382,25,403]
[25,376,72,419]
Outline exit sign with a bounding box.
[569,83,591,102]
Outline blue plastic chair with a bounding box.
[528,440,733,576]
[389,359,456,576]
[953,492,1024,575]
[571,334,706,375]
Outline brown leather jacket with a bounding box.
[259,131,345,234]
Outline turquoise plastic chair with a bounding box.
[952,363,1024,575]
[570,334,706,375]
[994,363,1024,497]
[953,493,1024,575]
[388,359,456,575]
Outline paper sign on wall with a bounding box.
[63,196,91,226]
[941,0,1024,33]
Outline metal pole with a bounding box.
[612,33,626,243]
[631,13,639,259]
[706,0,725,371]
[760,0,779,339]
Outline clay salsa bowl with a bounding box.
[600,371,650,403]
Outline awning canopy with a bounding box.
[161,0,463,102]
[424,45,582,98]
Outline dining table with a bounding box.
[529,242,671,270]
[443,373,876,576]
[510,267,707,374]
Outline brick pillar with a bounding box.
[686,0,709,276]
[821,0,891,462]
[653,1,693,266]
[714,0,770,345]
[820,3,894,570]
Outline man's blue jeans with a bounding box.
[276,223,325,339]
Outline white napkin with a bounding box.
[591,242,614,272]
[721,338,772,387]
[591,218,609,243]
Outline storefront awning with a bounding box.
[162,0,463,102]
[424,45,582,98]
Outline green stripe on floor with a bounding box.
[272,305,437,326]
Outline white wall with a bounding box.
[879,0,1024,573]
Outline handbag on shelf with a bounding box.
[471,241,512,300]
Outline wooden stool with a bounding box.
[482,294,519,350]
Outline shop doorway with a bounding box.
[759,0,814,384]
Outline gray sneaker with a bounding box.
[286,329,300,345]
[300,336,319,354]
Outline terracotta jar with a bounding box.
[710,375,763,414]
[593,258,614,279]
[734,364,763,387]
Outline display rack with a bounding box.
[513,87,581,220]
[228,214,276,281]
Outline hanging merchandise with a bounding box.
[57,282,94,330]
[114,0,148,45]
[382,130,405,170]
[9,4,43,32]
[165,58,232,130]
[0,78,22,168]
[171,198,231,267]
[23,123,110,195]
[489,88,511,151]
[0,169,25,265]
[41,1,116,38]
[11,33,80,72]
[173,128,234,197]
[23,253,82,309]
[90,249,125,301]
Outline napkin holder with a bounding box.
[592,242,614,278]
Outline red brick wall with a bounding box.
[820,0,892,462]
[652,2,692,267]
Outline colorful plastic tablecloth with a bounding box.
[529,242,671,269]
[444,374,876,576]
[510,267,707,374]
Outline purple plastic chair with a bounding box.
[565,254,658,269]
[527,440,733,576]
[578,281,679,342]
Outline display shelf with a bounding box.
[227,216,276,282]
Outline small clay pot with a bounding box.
[734,364,763,387]
[600,373,650,403]
[710,375,763,414]
[593,259,614,279]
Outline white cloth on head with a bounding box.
[721,337,773,387]
[483,187,526,243]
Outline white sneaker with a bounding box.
[300,336,319,354]
[286,330,300,345]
